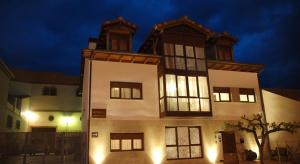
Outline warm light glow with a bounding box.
[250,144,259,158]
[151,147,163,164]
[21,110,38,122]
[93,145,105,164]
[63,116,74,125]
[207,146,218,163]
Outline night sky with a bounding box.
[0,0,299,89]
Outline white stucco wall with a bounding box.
[208,69,263,120]
[90,60,159,119]
[262,90,300,148]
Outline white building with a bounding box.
[82,17,267,164]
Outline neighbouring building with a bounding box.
[82,17,266,164]
[0,61,82,133]
[262,89,300,149]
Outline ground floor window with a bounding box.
[165,126,203,159]
[110,133,144,152]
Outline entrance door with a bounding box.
[30,127,57,154]
[222,132,239,164]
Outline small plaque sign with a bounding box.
[92,109,106,118]
[92,132,98,138]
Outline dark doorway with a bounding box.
[32,127,56,132]
[222,132,239,164]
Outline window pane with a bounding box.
[121,88,131,99]
[186,46,194,57]
[167,98,177,111]
[119,40,128,51]
[160,99,165,112]
[240,94,248,102]
[189,98,200,111]
[198,77,209,98]
[166,75,177,96]
[166,147,178,159]
[248,95,255,102]
[178,146,190,158]
[213,93,220,101]
[111,39,118,50]
[191,146,201,158]
[159,76,164,98]
[196,59,206,71]
[121,139,132,150]
[188,77,198,97]
[133,139,142,149]
[165,57,175,69]
[200,99,210,112]
[177,76,187,96]
[164,43,174,56]
[189,128,200,144]
[178,98,189,111]
[166,128,176,145]
[187,59,196,70]
[175,57,185,70]
[195,47,205,58]
[132,88,141,99]
[220,93,230,101]
[111,139,120,150]
[177,127,189,145]
[175,44,184,56]
[111,88,120,98]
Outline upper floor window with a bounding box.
[164,43,206,72]
[163,74,210,112]
[110,133,144,152]
[110,82,142,99]
[213,87,231,102]
[217,46,232,61]
[165,126,203,159]
[42,86,57,96]
[16,120,21,129]
[239,88,256,103]
[110,33,129,52]
[6,115,13,129]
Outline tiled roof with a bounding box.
[11,69,80,85]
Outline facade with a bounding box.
[262,89,300,149]
[0,63,82,132]
[82,17,266,164]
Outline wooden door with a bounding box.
[222,132,239,164]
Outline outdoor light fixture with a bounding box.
[21,110,38,122]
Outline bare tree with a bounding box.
[227,113,300,164]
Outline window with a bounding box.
[42,86,57,96]
[213,87,231,102]
[166,126,203,159]
[110,133,144,151]
[164,43,206,72]
[6,115,13,129]
[110,33,129,52]
[110,82,142,99]
[16,120,20,129]
[239,88,256,103]
[165,74,210,112]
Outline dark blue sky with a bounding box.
[0,0,299,89]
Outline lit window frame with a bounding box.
[110,82,143,100]
[213,87,231,102]
[165,126,203,160]
[110,133,144,152]
[239,88,256,103]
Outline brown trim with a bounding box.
[213,87,231,102]
[110,133,144,152]
[165,111,212,117]
[165,126,203,160]
[207,60,264,73]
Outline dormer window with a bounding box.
[110,33,129,52]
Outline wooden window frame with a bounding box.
[110,133,144,152]
[109,33,130,52]
[110,82,143,100]
[213,87,231,102]
[239,88,256,103]
[165,126,203,160]
[42,86,57,96]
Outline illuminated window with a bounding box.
[110,133,143,152]
[42,86,57,96]
[239,88,256,103]
[165,126,203,159]
[175,44,184,56]
[110,82,142,99]
[213,87,231,102]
